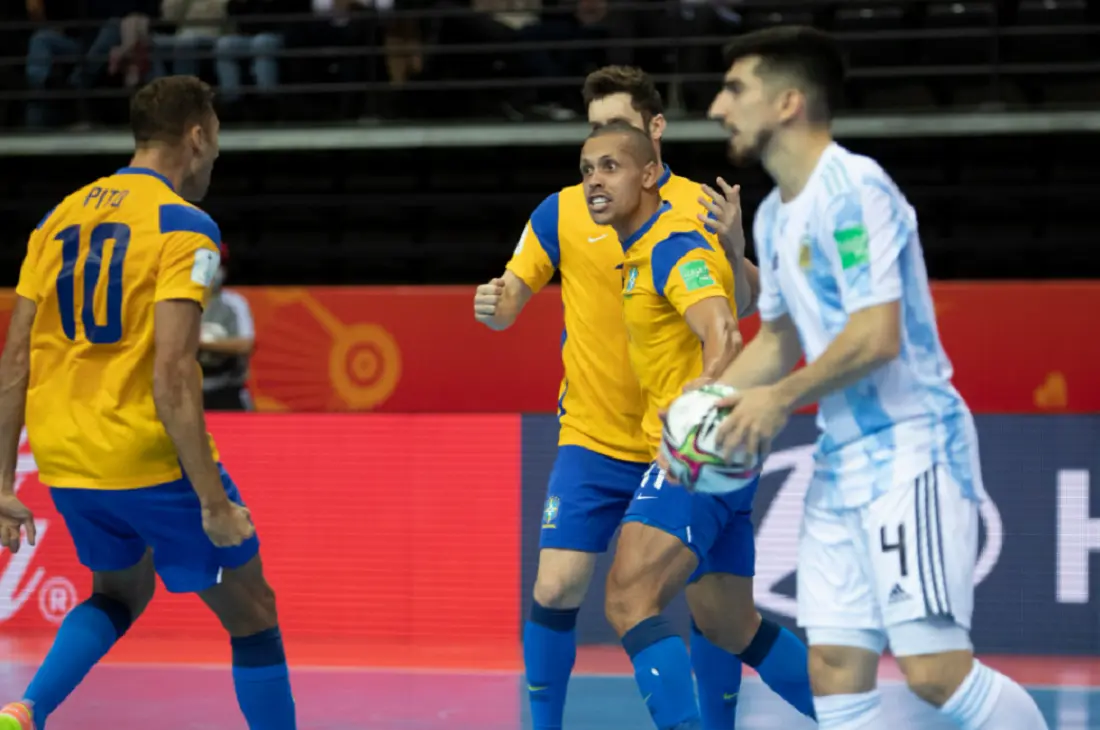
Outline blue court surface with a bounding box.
[1,663,1098,729]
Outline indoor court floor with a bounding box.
[1,641,1097,729]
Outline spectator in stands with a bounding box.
[107,11,155,89]
[217,0,296,116]
[24,0,149,126]
[518,0,610,118]
[152,0,229,78]
[281,0,382,119]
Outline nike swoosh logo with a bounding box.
[528,685,548,692]
[724,692,739,701]
[635,495,657,500]
[588,235,607,242]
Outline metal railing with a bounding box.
[1,1,1097,123]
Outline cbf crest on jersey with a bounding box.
[624,266,638,295]
[542,496,560,528]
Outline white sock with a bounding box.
[814,691,883,729]
[940,660,1050,729]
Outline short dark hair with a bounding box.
[723,26,846,122]
[582,66,664,126]
[585,120,657,167]
[130,76,216,145]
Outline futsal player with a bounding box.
[0,76,297,730]
[703,26,1049,730]
[577,122,814,730]
[474,67,812,730]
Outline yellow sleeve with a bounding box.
[15,228,44,302]
[15,201,60,302]
[155,204,222,306]
[504,192,560,293]
[651,230,732,316]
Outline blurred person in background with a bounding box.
[152,0,229,78]
[518,0,611,119]
[199,244,257,411]
[217,0,297,119]
[24,0,153,127]
[282,0,382,119]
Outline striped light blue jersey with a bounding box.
[753,143,983,509]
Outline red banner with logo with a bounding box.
[0,283,1097,413]
[0,414,522,645]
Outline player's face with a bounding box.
[579,135,657,227]
[181,112,220,201]
[587,92,666,153]
[708,57,778,166]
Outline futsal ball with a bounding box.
[659,384,761,495]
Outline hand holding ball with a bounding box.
[659,384,762,494]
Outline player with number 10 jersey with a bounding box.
[21,168,223,488]
[0,76,296,730]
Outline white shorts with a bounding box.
[797,465,979,657]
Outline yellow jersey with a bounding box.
[621,201,737,456]
[506,166,718,463]
[16,166,222,489]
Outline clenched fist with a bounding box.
[474,277,506,325]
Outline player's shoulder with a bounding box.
[662,172,705,202]
[525,184,580,233]
[157,199,221,247]
[816,144,896,200]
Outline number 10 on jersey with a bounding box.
[53,222,132,345]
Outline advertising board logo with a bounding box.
[753,444,1005,620]
[0,430,79,627]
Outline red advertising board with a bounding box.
[0,414,522,645]
[0,282,1096,413]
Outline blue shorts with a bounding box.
[540,445,651,553]
[50,465,260,594]
[623,462,757,583]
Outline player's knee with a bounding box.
[532,573,586,609]
[808,644,879,696]
[897,651,974,707]
[223,581,278,637]
[92,554,157,620]
[532,549,596,609]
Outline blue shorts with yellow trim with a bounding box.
[50,464,259,594]
[623,462,757,583]
[540,445,650,553]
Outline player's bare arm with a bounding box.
[717,313,803,391]
[153,300,228,506]
[715,303,900,457]
[770,300,900,412]
[473,270,534,331]
[698,179,760,317]
[681,296,743,391]
[0,296,38,553]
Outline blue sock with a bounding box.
[523,602,579,730]
[231,627,297,730]
[690,621,742,729]
[622,616,701,730]
[24,594,133,729]
[738,620,815,720]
